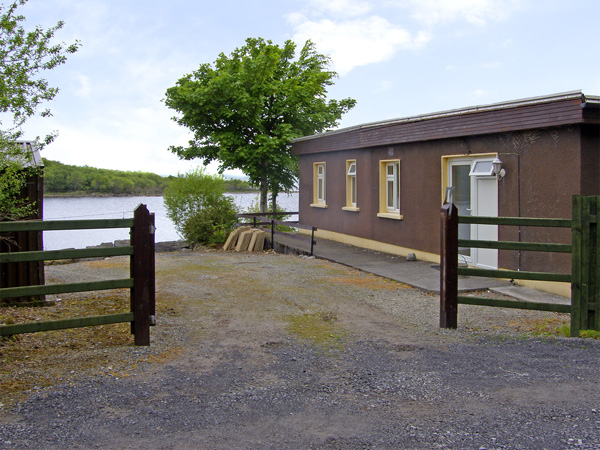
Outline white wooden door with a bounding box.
[472,176,498,269]
[448,157,498,269]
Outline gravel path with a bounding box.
[1,250,599,449]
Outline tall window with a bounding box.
[385,162,399,212]
[312,162,327,207]
[378,160,401,219]
[346,160,357,208]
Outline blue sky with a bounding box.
[17,0,600,176]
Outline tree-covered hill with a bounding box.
[42,159,255,196]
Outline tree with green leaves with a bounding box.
[164,37,356,213]
[0,0,79,221]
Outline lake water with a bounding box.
[42,192,299,250]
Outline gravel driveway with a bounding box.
[1,250,599,449]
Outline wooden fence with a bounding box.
[236,212,317,256]
[0,204,155,346]
[440,195,599,337]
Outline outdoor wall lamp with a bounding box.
[492,157,506,179]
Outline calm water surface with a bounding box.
[43,193,298,250]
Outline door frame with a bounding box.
[443,154,499,268]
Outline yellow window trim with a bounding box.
[345,159,357,209]
[377,212,404,220]
[313,162,326,206]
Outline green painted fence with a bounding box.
[440,195,599,336]
[0,204,155,346]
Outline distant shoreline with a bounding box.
[43,190,260,198]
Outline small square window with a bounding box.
[469,160,494,176]
[347,162,356,176]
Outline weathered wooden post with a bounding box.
[440,202,459,328]
[271,219,275,250]
[149,211,156,326]
[571,195,600,336]
[130,204,154,346]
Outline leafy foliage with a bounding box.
[163,168,238,247]
[164,37,356,212]
[0,0,79,220]
[0,142,40,221]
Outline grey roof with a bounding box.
[293,90,597,143]
[2,141,43,168]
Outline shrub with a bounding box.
[181,196,238,246]
[164,168,238,247]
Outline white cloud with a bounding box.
[445,61,503,72]
[405,0,520,27]
[307,0,373,17]
[291,16,431,75]
[375,80,394,93]
[72,73,91,98]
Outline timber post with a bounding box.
[271,219,275,250]
[149,211,156,326]
[571,195,600,336]
[131,204,154,346]
[440,202,458,328]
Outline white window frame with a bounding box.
[469,160,495,176]
[377,160,402,220]
[385,162,399,212]
[343,160,359,211]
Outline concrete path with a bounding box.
[269,232,570,305]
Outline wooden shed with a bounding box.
[290,91,600,296]
[0,141,45,304]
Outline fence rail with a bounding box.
[236,212,317,256]
[440,196,600,336]
[0,204,155,345]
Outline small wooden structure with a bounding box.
[0,142,45,304]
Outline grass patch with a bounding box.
[526,317,600,339]
[527,317,571,337]
[328,273,410,290]
[579,329,600,339]
[286,311,346,352]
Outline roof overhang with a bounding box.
[291,91,598,155]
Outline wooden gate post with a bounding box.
[271,219,275,250]
[130,204,154,346]
[440,202,459,328]
[571,195,600,336]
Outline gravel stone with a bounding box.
[1,249,599,449]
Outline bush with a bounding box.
[164,168,238,247]
[182,196,238,246]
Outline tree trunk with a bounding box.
[271,191,278,213]
[259,174,268,213]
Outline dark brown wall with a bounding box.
[581,124,600,196]
[299,126,588,273]
[0,172,45,304]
